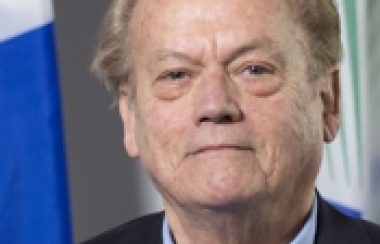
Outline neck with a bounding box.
[164,191,314,244]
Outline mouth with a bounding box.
[190,144,253,155]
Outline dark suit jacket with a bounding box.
[83,196,380,244]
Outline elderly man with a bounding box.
[85,0,380,243]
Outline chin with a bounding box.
[182,170,266,209]
[195,195,253,212]
[193,185,259,211]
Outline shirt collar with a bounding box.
[162,196,317,244]
[162,216,174,244]
[290,195,318,244]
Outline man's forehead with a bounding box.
[127,0,302,68]
[130,0,296,47]
[147,36,284,65]
[131,0,291,28]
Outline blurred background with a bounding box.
[53,0,162,242]
[0,0,379,243]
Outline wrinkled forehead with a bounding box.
[129,0,295,32]
[127,0,304,60]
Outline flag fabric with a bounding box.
[317,0,369,219]
[0,1,72,244]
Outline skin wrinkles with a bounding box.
[148,48,286,102]
[147,38,286,76]
[118,0,340,243]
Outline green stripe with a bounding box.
[342,0,364,186]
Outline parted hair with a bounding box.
[92,0,342,95]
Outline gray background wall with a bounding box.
[54,0,379,243]
[368,0,380,224]
[53,1,161,243]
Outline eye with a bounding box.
[153,69,192,100]
[241,64,274,76]
[233,62,281,96]
[159,70,190,81]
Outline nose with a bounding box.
[192,69,242,125]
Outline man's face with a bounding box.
[119,0,339,208]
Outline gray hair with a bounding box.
[91,0,138,97]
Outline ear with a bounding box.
[320,68,340,143]
[118,84,140,157]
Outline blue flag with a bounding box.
[0,1,72,244]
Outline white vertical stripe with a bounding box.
[0,0,54,43]
[317,0,366,211]
[356,0,370,217]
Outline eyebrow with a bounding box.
[152,50,203,66]
[224,37,285,67]
[150,36,285,67]
[225,37,274,60]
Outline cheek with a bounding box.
[133,96,191,173]
[246,91,323,187]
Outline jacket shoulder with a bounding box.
[362,219,380,242]
[82,211,164,244]
[316,194,380,244]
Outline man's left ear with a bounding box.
[320,67,341,143]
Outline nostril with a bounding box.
[218,114,234,123]
[199,117,211,123]
[199,114,234,124]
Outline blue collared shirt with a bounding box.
[162,197,317,244]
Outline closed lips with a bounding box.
[191,144,253,155]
